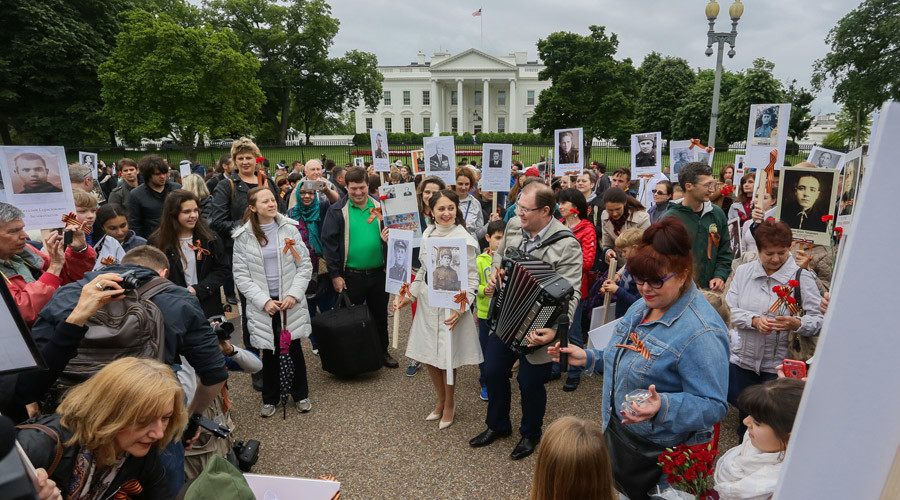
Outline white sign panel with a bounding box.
[423,136,455,185]
[425,236,467,309]
[78,151,99,180]
[481,143,512,192]
[0,146,76,230]
[369,129,390,172]
[385,229,413,295]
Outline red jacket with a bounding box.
[561,218,596,298]
[3,244,97,326]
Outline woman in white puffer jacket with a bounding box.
[233,186,313,418]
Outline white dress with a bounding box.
[405,223,483,369]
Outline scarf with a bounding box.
[714,432,783,500]
[741,199,753,222]
[0,254,37,283]
[609,210,629,235]
[295,195,322,255]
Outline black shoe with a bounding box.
[469,428,512,448]
[382,352,399,368]
[562,376,581,392]
[510,436,540,460]
[227,296,239,305]
[547,371,561,382]
[251,372,263,392]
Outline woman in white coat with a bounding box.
[233,186,313,418]
[394,189,483,430]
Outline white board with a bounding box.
[744,103,791,172]
[0,146,76,230]
[481,143,513,192]
[369,129,390,172]
[244,473,341,500]
[78,151,99,180]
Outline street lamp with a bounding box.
[705,0,743,149]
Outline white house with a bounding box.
[799,113,837,146]
[354,49,552,135]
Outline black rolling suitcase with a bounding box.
[311,292,383,378]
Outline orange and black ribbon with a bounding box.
[615,332,651,360]
[707,229,720,260]
[790,240,813,270]
[61,212,91,234]
[256,170,268,187]
[283,238,302,260]
[453,290,469,313]
[188,239,211,260]
[100,256,117,266]
[112,479,142,500]
[764,149,778,195]
[564,170,581,176]
[769,287,801,316]
[689,138,714,153]
[367,206,383,224]
[318,475,341,500]
[398,282,412,298]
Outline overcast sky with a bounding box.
[323,0,863,115]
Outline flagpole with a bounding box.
[480,12,483,48]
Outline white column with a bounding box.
[508,78,517,133]
[430,79,439,133]
[457,79,465,134]
[482,79,491,133]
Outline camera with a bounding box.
[232,439,260,472]
[103,269,140,291]
[208,316,234,341]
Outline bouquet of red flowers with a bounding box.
[658,443,718,499]
[720,184,735,197]
[767,279,801,359]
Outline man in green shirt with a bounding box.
[321,167,399,368]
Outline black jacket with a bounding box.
[30,264,228,387]
[152,233,230,317]
[320,195,387,279]
[208,173,285,246]
[127,180,182,239]
[107,181,136,208]
[17,414,172,500]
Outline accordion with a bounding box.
[487,247,575,354]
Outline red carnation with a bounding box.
[786,297,797,305]
[255,156,265,163]
[666,475,677,484]
[788,279,800,287]
[569,208,579,214]
[378,195,388,201]
[821,214,834,222]
[834,227,843,238]
[772,286,781,293]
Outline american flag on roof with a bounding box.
[472,8,482,16]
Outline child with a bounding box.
[71,189,111,271]
[394,189,482,430]
[715,378,805,500]
[96,203,147,252]
[233,187,313,418]
[477,219,506,400]
[530,416,616,500]
[599,228,643,319]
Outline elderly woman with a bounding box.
[726,220,823,438]
[18,357,188,500]
[546,218,730,499]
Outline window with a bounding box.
[422,90,430,106]
[497,117,505,133]
[403,90,410,106]
[474,91,482,106]
[385,117,392,133]
[384,91,392,106]
[527,90,535,106]
[365,118,373,131]
[498,90,506,106]
[526,118,533,134]
[451,117,458,133]
[451,91,458,105]
[423,117,431,134]
[403,117,411,133]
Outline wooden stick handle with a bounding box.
[603,258,617,324]
[391,294,400,349]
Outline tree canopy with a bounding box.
[718,58,785,145]
[636,53,695,140]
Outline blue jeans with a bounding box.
[159,438,185,495]
[728,363,778,439]
[551,299,586,378]
[483,333,552,439]
[478,318,490,388]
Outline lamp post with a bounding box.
[705,0,743,148]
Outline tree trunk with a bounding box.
[854,108,862,148]
[0,120,12,145]
[277,90,291,146]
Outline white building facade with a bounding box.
[354,49,552,135]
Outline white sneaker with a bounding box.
[295,398,312,413]
[261,404,276,418]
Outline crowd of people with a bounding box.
[0,137,833,499]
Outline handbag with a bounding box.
[787,268,817,362]
[603,344,668,500]
[311,292,383,378]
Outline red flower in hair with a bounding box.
[821,214,834,222]
[255,156,265,163]
[788,279,800,288]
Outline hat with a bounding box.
[394,239,409,250]
[636,133,655,143]
[394,160,403,167]
[525,167,540,177]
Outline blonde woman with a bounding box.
[530,416,616,500]
[17,358,188,500]
[181,173,212,220]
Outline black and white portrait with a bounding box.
[486,148,503,168]
[807,146,845,170]
[631,132,662,176]
[556,129,580,165]
[671,148,691,181]
[754,106,779,139]
[389,239,409,282]
[635,134,657,167]
[353,157,364,167]
[10,152,62,194]
[0,145,76,229]
[432,247,461,292]
[369,129,390,172]
[424,236,467,308]
[78,152,98,180]
[384,228,414,295]
[728,217,742,260]
[480,143,513,192]
[372,133,388,159]
[424,136,455,185]
[777,167,839,244]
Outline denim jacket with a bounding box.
[583,283,730,447]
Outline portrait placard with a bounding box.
[179,160,192,180]
[744,103,791,172]
[836,146,863,227]
[379,182,422,246]
[631,131,662,177]
[353,157,364,167]
[733,154,746,189]
[668,139,712,183]
[775,166,840,246]
[78,151,99,180]
[244,473,341,500]
[0,279,46,375]
[0,146,76,229]
[409,149,425,174]
[423,136,455,185]
[369,129,390,172]
[727,217,742,260]
[481,143,513,192]
[807,146,845,170]
[386,229,413,295]
[425,237,467,309]
[554,128,583,176]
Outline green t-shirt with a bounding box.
[345,198,384,270]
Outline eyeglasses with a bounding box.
[632,273,677,289]
[653,190,668,195]
[697,181,717,190]
[516,205,542,215]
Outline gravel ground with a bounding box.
[225,308,739,500]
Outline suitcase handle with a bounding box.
[337,292,354,309]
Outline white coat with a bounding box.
[714,431,783,500]
[405,223,483,369]
[232,214,313,351]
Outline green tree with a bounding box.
[0,0,133,145]
[784,79,816,143]
[718,58,785,145]
[636,53,695,140]
[821,131,845,149]
[670,69,741,143]
[834,104,872,148]
[206,0,382,145]
[812,0,900,117]
[98,9,264,160]
[531,25,639,159]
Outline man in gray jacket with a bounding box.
[469,181,582,460]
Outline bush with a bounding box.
[352,131,550,146]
